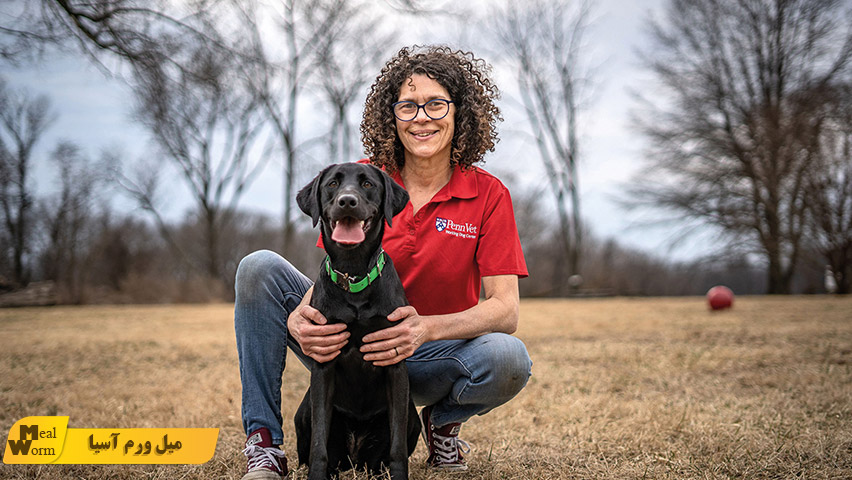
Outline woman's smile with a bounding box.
[410,129,438,139]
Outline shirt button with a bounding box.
[408,228,416,235]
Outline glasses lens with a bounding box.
[425,100,449,119]
[394,101,418,121]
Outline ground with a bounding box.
[1,296,851,479]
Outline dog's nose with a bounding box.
[337,194,358,209]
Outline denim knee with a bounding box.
[418,334,532,425]
[235,250,283,301]
[485,334,532,400]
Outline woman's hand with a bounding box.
[360,306,430,366]
[288,304,349,363]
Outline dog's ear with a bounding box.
[378,168,409,227]
[297,166,332,227]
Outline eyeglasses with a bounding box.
[392,99,454,122]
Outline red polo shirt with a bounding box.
[387,164,528,316]
[319,162,528,316]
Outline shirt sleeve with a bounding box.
[475,182,529,278]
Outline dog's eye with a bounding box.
[362,181,374,189]
[327,180,339,188]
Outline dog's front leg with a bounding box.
[386,364,410,480]
[309,363,335,480]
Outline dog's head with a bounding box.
[297,163,409,250]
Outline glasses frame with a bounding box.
[392,99,454,122]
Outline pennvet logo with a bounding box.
[435,217,477,239]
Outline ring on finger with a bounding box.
[394,347,399,356]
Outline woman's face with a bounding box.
[395,74,455,165]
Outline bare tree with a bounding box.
[38,141,103,302]
[1,0,232,73]
[314,5,396,165]
[631,0,852,294]
[127,40,268,282]
[488,0,592,293]
[0,79,56,287]
[1,1,273,283]
[236,0,355,255]
[805,83,852,294]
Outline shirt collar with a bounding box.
[444,164,479,200]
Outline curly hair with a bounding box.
[361,45,502,174]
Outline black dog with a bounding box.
[294,163,420,480]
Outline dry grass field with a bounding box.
[1,296,851,479]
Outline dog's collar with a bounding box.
[324,250,386,294]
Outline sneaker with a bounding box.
[241,427,289,480]
[420,405,471,471]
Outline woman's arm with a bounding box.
[360,274,520,366]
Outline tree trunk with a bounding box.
[766,252,792,294]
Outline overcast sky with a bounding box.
[4,0,710,261]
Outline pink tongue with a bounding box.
[331,218,365,245]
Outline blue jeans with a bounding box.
[234,249,532,445]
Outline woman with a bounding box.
[235,45,531,480]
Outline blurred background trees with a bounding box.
[803,83,852,294]
[0,79,55,288]
[0,0,849,303]
[489,0,591,295]
[629,0,852,294]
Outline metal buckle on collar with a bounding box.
[334,269,354,292]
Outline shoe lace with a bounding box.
[431,429,471,464]
[243,444,286,472]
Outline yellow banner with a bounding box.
[3,417,218,465]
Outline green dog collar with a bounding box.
[325,250,386,293]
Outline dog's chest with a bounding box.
[313,279,396,324]
[332,347,392,418]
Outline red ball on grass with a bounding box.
[707,285,734,310]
